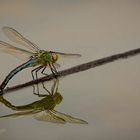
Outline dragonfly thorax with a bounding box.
[35,51,58,65]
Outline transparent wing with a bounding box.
[3,26,40,53]
[52,110,88,124]
[0,110,35,118]
[52,51,81,59]
[0,41,34,60]
[34,110,66,124]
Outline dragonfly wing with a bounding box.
[0,41,34,60]
[0,110,35,118]
[3,26,40,53]
[52,51,81,59]
[34,110,66,124]
[52,110,88,124]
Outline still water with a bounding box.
[0,1,140,140]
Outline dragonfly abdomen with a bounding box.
[0,96,18,110]
[0,59,33,92]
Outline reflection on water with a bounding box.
[0,80,87,124]
[0,1,140,140]
[0,26,87,124]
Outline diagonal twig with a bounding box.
[4,47,140,93]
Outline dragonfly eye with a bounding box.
[54,92,63,104]
[51,53,58,63]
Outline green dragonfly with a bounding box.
[0,26,81,94]
[0,80,87,124]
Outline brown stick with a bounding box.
[4,47,140,93]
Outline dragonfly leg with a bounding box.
[51,79,59,95]
[41,65,53,94]
[52,63,59,75]
[41,82,51,95]
[40,66,59,95]
[41,65,48,76]
[34,66,44,95]
[39,65,50,94]
[31,68,37,95]
[49,63,58,79]
[31,66,43,95]
[48,63,55,75]
[33,92,48,97]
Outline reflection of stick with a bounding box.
[4,47,140,93]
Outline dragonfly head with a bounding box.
[50,52,58,63]
[53,92,63,104]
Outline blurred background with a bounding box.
[0,0,140,140]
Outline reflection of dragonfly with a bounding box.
[0,80,87,124]
[0,27,81,94]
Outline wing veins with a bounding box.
[3,26,40,53]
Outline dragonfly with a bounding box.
[0,26,81,94]
[0,80,87,124]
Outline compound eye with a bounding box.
[52,53,58,62]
